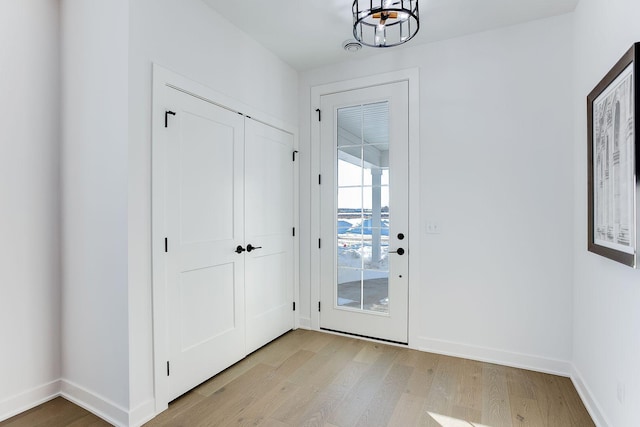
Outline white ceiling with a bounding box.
[202,0,579,71]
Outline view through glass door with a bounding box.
[320,81,409,343]
[336,102,391,313]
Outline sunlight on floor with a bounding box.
[428,412,493,427]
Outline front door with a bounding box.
[319,81,409,343]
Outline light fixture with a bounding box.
[352,0,420,48]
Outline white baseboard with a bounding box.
[570,364,610,427]
[0,379,61,422]
[414,336,572,376]
[60,379,128,427]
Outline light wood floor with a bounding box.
[1,329,594,427]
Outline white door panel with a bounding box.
[245,119,295,354]
[178,112,235,244]
[178,264,236,351]
[245,126,293,237]
[165,88,245,401]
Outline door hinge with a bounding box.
[318,174,322,185]
[293,301,296,311]
[315,108,321,122]
[292,150,299,161]
[166,361,170,376]
[164,110,176,128]
[318,238,321,249]
[292,227,296,237]
[318,301,321,312]
[164,238,168,253]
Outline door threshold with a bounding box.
[320,327,407,346]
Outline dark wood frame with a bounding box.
[587,43,639,268]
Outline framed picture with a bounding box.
[587,43,639,268]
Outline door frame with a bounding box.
[310,69,420,346]
[151,64,299,413]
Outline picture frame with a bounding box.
[587,43,639,268]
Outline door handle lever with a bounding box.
[389,248,405,255]
[246,244,262,252]
[235,245,246,254]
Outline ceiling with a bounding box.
[202,0,579,71]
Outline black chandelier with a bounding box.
[352,0,420,48]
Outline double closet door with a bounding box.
[161,87,295,401]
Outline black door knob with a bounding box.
[389,248,405,255]
[247,244,263,252]
[235,245,246,254]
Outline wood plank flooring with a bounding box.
[1,329,594,427]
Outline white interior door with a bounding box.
[320,81,409,344]
[165,87,246,401]
[244,119,295,354]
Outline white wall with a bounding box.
[0,0,61,420]
[299,14,575,372]
[572,0,640,425]
[60,0,130,424]
[128,0,298,422]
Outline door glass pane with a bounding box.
[336,102,389,313]
[337,268,362,308]
[338,153,363,187]
[337,105,364,147]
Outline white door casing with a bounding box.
[319,81,410,344]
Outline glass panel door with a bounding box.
[319,80,408,343]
